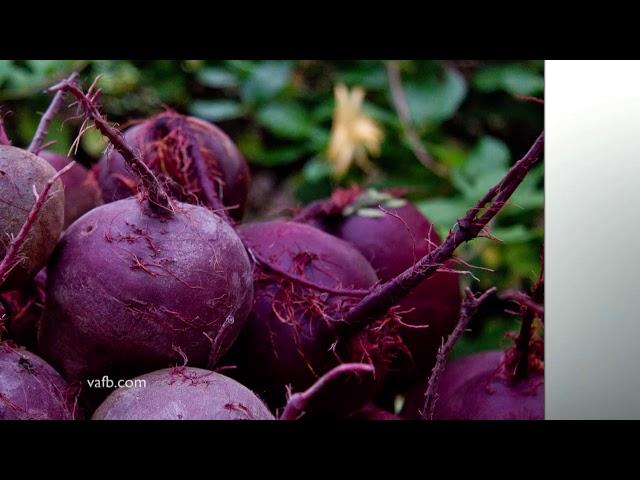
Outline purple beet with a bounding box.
[0,342,78,420]
[401,350,504,419]
[92,367,274,420]
[38,197,254,385]
[39,151,103,228]
[298,188,462,395]
[433,369,544,420]
[224,220,384,409]
[95,112,250,220]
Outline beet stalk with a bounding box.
[28,72,78,154]
[422,287,496,419]
[341,131,544,329]
[279,363,375,420]
[49,79,173,214]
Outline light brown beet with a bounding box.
[0,146,64,291]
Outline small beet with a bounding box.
[434,369,544,420]
[92,366,274,420]
[224,220,383,409]
[401,350,504,419]
[38,197,254,385]
[95,112,250,220]
[39,150,103,228]
[0,145,64,291]
[0,342,78,420]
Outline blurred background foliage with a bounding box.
[0,59,544,358]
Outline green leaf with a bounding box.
[473,64,544,96]
[256,101,314,140]
[416,197,469,234]
[464,136,511,178]
[302,156,332,182]
[241,61,293,105]
[190,100,244,122]
[251,145,309,166]
[196,68,238,89]
[402,68,467,125]
[491,225,539,243]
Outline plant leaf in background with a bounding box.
[473,62,544,96]
[256,101,314,140]
[401,67,467,126]
[190,100,244,122]
[196,67,239,89]
[240,61,293,106]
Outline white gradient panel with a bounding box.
[546,60,640,419]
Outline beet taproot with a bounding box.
[92,366,274,420]
[40,150,102,228]
[298,189,462,395]
[224,220,385,409]
[0,145,64,291]
[38,197,254,385]
[95,112,250,220]
[0,342,78,420]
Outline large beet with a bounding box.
[0,342,78,420]
[95,112,250,220]
[299,189,462,395]
[38,197,254,385]
[39,151,102,228]
[92,367,274,420]
[0,145,64,291]
[224,220,381,409]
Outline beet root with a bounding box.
[95,112,250,220]
[0,145,64,291]
[40,151,103,228]
[38,197,254,385]
[0,342,78,420]
[92,366,274,420]
[300,189,462,395]
[224,220,387,409]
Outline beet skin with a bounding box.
[38,198,254,385]
[92,367,274,420]
[430,350,544,420]
[0,342,77,420]
[224,220,380,409]
[0,145,64,291]
[401,350,504,419]
[40,150,103,228]
[96,112,250,220]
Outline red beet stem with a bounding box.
[422,287,496,419]
[279,363,375,420]
[28,72,78,154]
[341,131,544,330]
[0,162,74,287]
[49,79,173,214]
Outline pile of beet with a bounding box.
[0,74,545,421]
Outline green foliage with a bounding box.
[0,59,543,356]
